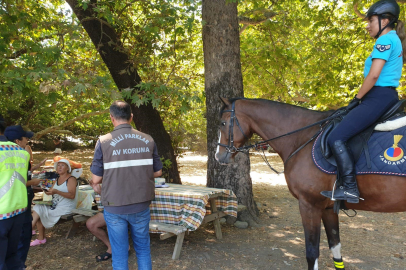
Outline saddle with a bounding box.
[320,100,406,168]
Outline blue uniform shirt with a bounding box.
[364,30,403,87]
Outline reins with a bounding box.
[238,109,346,152]
[218,102,348,173]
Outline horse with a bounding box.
[215,97,406,270]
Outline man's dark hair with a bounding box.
[0,114,5,134]
[110,101,132,121]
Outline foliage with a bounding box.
[3,0,406,151]
[160,157,172,181]
[1,0,205,151]
[0,0,118,138]
[238,0,406,110]
[74,0,206,151]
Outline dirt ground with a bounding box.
[25,150,406,270]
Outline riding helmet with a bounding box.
[365,0,400,20]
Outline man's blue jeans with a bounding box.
[104,208,152,270]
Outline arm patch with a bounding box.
[376,44,391,52]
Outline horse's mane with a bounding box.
[220,97,327,116]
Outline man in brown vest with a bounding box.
[90,101,162,270]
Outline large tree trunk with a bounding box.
[202,0,258,224]
[66,0,180,183]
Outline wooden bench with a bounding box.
[63,209,99,239]
[58,213,86,239]
[67,208,188,259]
[149,221,187,260]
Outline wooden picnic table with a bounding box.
[68,184,238,260]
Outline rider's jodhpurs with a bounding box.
[327,86,399,146]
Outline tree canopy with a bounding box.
[1,0,405,148]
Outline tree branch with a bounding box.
[45,129,100,141]
[80,16,113,28]
[353,1,364,18]
[5,33,67,59]
[238,10,277,34]
[34,109,109,139]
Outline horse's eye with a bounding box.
[221,122,226,126]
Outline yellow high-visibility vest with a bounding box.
[0,142,29,219]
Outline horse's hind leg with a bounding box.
[299,200,323,270]
[322,208,345,270]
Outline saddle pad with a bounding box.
[312,125,406,176]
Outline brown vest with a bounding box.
[99,124,155,206]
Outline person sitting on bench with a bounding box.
[86,212,112,262]
[87,180,112,262]
[31,159,78,246]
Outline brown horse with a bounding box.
[215,97,406,270]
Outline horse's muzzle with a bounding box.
[215,151,234,165]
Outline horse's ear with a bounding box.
[219,96,231,106]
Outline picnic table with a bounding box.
[151,183,237,234]
[69,183,238,259]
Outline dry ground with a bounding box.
[25,150,406,270]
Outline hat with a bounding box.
[54,148,62,154]
[4,125,34,141]
[54,159,71,173]
[365,0,400,20]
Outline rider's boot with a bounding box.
[320,140,361,203]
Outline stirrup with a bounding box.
[344,191,364,201]
[330,180,338,201]
[326,180,364,201]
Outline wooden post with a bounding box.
[209,198,222,239]
[65,220,80,239]
[172,232,185,260]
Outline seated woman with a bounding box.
[30,159,78,246]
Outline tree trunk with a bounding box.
[202,0,258,224]
[66,0,180,183]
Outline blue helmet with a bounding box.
[365,0,400,38]
[365,0,400,20]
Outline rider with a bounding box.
[321,0,406,203]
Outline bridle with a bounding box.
[217,101,250,154]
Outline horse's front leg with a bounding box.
[322,208,345,270]
[299,199,323,270]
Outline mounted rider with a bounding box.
[321,0,406,203]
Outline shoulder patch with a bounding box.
[376,44,391,52]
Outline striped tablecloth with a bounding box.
[150,183,238,231]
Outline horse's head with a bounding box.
[215,97,251,164]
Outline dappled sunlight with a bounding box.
[346,223,375,230]
[251,172,287,186]
[204,238,217,243]
[266,224,278,230]
[279,248,300,260]
[177,152,287,187]
[345,258,366,264]
[181,177,206,186]
[288,237,304,246]
[178,152,208,162]
[272,232,287,238]
[26,150,406,269]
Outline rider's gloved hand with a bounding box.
[346,96,361,111]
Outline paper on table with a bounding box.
[43,193,52,201]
